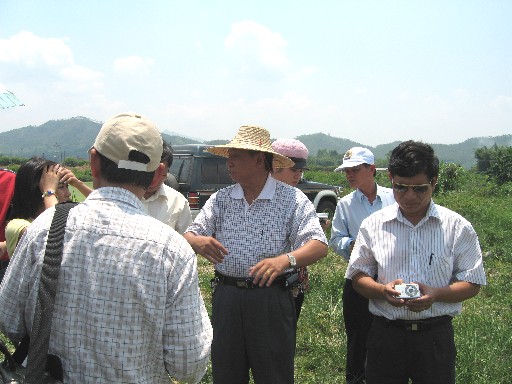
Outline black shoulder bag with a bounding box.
[0,201,76,384]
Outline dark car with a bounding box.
[169,144,342,218]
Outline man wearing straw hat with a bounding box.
[184,125,328,384]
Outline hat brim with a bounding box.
[334,159,366,172]
[207,144,294,169]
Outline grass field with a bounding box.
[2,178,511,383]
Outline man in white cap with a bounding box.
[329,146,395,384]
[184,126,328,384]
[0,112,212,383]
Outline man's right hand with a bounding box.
[183,233,228,264]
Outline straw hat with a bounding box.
[206,125,294,168]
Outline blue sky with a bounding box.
[1,0,511,146]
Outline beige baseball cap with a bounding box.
[93,112,163,172]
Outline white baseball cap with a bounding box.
[93,112,163,172]
[334,147,374,172]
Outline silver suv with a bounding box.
[169,144,342,218]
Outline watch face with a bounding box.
[288,254,296,267]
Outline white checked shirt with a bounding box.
[187,175,327,277]
[0,187,212,384]
[346,201,487,320]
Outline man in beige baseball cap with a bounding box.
[0,112,213,383]
[185,125,328,384]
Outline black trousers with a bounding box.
[366,317,456,384]
[211,283,296,384]
[342,278,373,384]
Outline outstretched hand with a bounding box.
[186,234,228,265]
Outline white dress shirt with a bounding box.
[142,183,192,234]
[345,201,487,320]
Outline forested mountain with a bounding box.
[0,117,510,169]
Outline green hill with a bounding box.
[0,117,510,169]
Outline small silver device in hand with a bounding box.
[394,283,421,299]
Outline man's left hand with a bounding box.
[403,282,435,312]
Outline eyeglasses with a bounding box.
[392,180,432,194]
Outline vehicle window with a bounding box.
[170,157,192,183]
[218,163,232,184]
[201,161,218,184]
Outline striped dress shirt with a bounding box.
[346,201,487,320]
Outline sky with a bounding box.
[1,0,511,146]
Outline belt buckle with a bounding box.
[408,323,419,331]
[236,279,254,289]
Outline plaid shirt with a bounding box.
[187,176,327,277]
[0,187,212,384]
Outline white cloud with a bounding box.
[0,31,108,128]
[490,95,512,111]
[224,20,290,79]
[112,56,154,75]
[0,31,74,67]
[0,31,103,86]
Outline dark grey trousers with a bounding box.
[211,283,296,384]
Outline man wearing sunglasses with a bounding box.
[346,140,486,384]
[329,147,395,384]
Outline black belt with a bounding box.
[375,315,452,331]
[214,271,296,289]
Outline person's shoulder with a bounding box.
[432,203,471,225]
[162,184,186,201]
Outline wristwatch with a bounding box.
[41,190,56,198]
[287,253,297,269]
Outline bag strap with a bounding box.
[25,202,76,382]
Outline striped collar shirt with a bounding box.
[345,201,487,320]
[329,184,395,261]
[187,175,327,277]
[0,187,212,384]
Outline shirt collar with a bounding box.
[141,184,166,203]
[231,174,276,201]
[87,187,144,211]
[355,182,381,203]
[387,200,438,225]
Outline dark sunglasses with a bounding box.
[392,180,432,194]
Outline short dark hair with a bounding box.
[11,157,57,220]
[388,140,439,180]
[161,140,173,168]
[96,150,155,189]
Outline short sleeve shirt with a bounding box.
[346,201,487,320]
[187,175,327,277]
